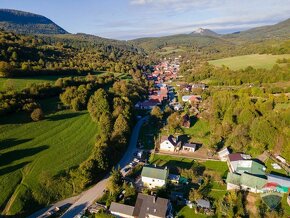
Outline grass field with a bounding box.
[209,54,290,70]
[0,101,99,215]
[182,117,210,146]
[0,71,113,91]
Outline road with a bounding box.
[31,115,147,218]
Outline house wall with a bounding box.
[142,176,166,188]
[160,140,175,152]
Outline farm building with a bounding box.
[218,147,230,161]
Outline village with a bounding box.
[84,58,290,218]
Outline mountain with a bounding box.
[224,18,290,41]
[190,28,219,37]
[0,9,68,34]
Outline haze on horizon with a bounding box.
[0,0,289,40]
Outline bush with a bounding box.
[31,108,44,121]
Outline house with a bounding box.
[160,135,180,152]
[181,114,191,128]
[173,103,183,111]
[182,95,202,104]
[110,202,135,218]
[141,165,169,188]
[134,99,160,110]
[110,194,172,218]
[226,172,267,193]
[196,199,211,210]
[227,153,266,176]
[192,83,207,90]
[263,174,290,193]
[182,143,197,152]
[218,147,230,161]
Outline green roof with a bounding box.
[141,166,168,181]
[226,172,267,190]
[236,160,266,176]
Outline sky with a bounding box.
[0,0,289,40]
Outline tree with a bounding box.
[3,79,15,91]
[189,188,202,202]
[99,112,113,140]
[167,112,181,133]
[88,89,110,122]
[112,114,130,140]
[0,61,12,77]
[31,108,44,121]
[107,167,122,195]
[150,106,163,123]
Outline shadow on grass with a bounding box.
[0,161,31,176]
[0,112,31,125]
[47,112,83,121]
[163,160,195,174]
[0,138,33,151]
[190,116,198,127]
[0,145,49,167]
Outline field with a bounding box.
[209,54,290,70]
[0,71,113,91]
[0,99,99,215]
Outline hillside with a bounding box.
[0,9,68,34]
[224,18,290,41]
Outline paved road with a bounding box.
[60,115,149,218]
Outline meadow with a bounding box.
[0,100,99,215]
[209,54,290,70]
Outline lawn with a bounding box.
[177,206,213,218]
[182,117,210,146]
[150,154,228,176]
[208,54,290,70]
[264,159,288,176]
[0,105,99,215]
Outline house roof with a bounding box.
[161,135,177,146]
[133,193,168,218]
[228,153,244,162]
[168,174,180,181]
[267,174,290,188]
[183,143,196,149]
[236,160,266,176]
[196,199,211,209]
[226,172,267,190]
[141,165,168,181]
[218,147,230,158]
[110,202,135,216]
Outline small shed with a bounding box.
[168,174,180,184]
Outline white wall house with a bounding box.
[141,165,169,189]
[159,135,177,152]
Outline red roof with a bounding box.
[263,182,279,188]
[228,153,244,162]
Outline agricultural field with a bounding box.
[0,99,99,214]
[157,46,185,55]
[209,54,290,70]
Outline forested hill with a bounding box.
[0,9,68,34]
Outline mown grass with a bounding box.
[177,206,212,218]
[209,54,290,70]
[182,117,211,146]
[0,102,99,215]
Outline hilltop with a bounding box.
[0,9,68,34]
[190,28,219,37]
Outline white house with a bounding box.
[182,143,196,152]
[110,202,135,218]
[141,165,169,189]
[160,135,179,152]
[218,147,230,161]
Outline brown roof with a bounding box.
[228,153,244,162]
[133,194,169,218]
[110,202,135,216]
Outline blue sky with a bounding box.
[0,0,289,40]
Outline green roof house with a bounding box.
[226,172,267,193]
[141,165,169,189]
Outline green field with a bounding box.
[0,75,63,91]
[0,105,99,214]
[209,54,290,70]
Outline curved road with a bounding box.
[30,116,148,218]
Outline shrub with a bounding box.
[31,108,44,121]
